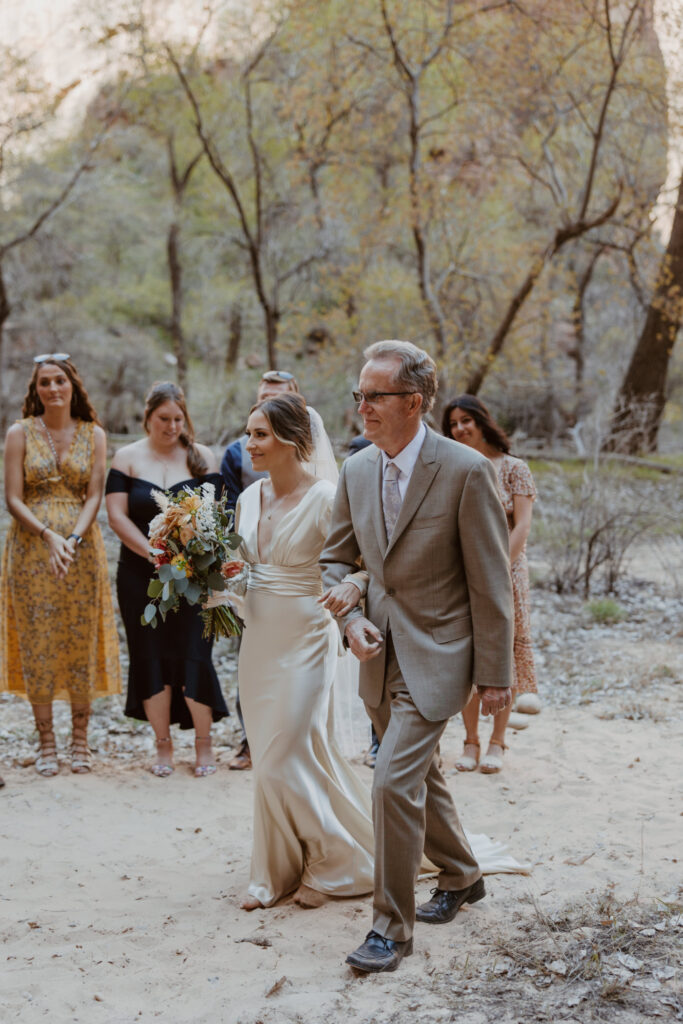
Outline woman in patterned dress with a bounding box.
[1,355,121,776]
[443,394,537,775]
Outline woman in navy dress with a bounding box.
[106,381,228,777]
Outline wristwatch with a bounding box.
[68,533,83,546]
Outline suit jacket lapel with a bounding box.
[385,427,440,558]
[367,445,388,555]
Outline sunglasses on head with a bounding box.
[261,370,294,383]
[34,353,70,364]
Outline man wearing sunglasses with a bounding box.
[220,371,299,770]
[321,340,514,973]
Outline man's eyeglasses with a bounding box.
[353,390,415,405]
[262,370,294,383]
[34,353,70,363]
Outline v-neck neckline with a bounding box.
[36,416,81,471]
[255,478,325,563]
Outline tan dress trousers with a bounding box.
[365,636,482,941]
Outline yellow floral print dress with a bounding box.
[0,417,121,704]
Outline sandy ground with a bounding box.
[2,693,681,1024]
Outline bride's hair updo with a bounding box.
[253,393,313,462]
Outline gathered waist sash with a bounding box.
[248,563,322,597]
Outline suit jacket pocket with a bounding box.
[411,512,450,531]
[431,615,472,644]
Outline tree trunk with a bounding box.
[605,174,683,453]
[226,304,241,370]
[265,305,279,370]
[167,221,188,391]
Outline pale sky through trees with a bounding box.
[2,0,682,229]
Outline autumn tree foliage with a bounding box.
[0,0,678,449]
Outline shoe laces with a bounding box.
[366,930,392,949]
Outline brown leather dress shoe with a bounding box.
[228,740,252,770]
[346,930,413,973]
[415,876,486,924]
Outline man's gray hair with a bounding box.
[363,340,438,414]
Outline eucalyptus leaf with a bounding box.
[207,573,226,591]
[174,576,189,594]
[158,563,174,582]
[185,582,202,604]
[194,551,215,570]
[143,603,157,624]
[147,579,164,598]
[171,565,188,580]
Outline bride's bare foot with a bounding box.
[240,895,264,911]
[293,884,326,909]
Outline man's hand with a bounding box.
[477,686,513,717]
[319,581,361,617]
[344,617,384,662]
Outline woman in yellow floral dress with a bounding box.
[443,394,538,775]
[0,355,120,775]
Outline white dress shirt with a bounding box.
[381,421,426,500]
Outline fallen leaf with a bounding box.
[563,852,596,866]
[265,976,287,998]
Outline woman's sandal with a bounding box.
[36,720,58,777]
[194,736,217,778]
[151,737,174,778]
[71,707,92,774]
[480,741,506,774]
[455,741,480,772]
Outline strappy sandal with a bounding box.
[36,720,58,777]
[194,736,217,778]
[480,741,506,774]
[71,707,92,774]
[151,737,174,778]
[455,741,480,772]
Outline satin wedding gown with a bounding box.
[236,478,530,906]
[236,478,375,906]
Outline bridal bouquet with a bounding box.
[142,482,246,640]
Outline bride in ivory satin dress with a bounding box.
[235,394,375,910]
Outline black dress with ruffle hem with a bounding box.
[105,469,229,729]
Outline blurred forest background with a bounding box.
[2,0,683,457]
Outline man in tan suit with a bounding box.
[320,340,514,973]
